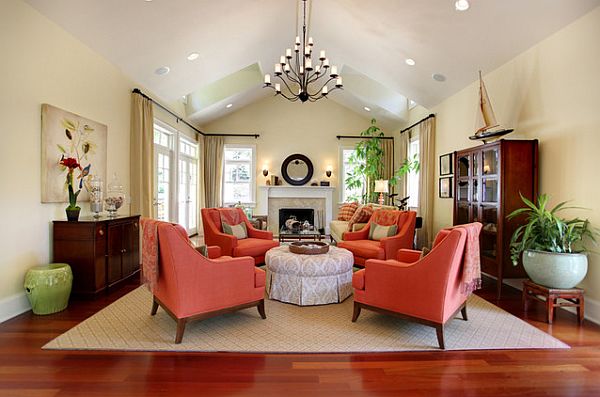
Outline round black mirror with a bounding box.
[281,154,313,186]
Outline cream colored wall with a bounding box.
[410,6,600,302]
[0,0,135,313]
[203,95,375,215]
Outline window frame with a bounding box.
[407,133,420,209]
[221,144,257,207]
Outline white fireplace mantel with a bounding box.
[257,186,335,234]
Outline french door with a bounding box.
[178,155,198,235]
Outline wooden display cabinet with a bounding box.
[453,140,538,297]
[52,215,140,297]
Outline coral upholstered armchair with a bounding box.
[352,223,482,349]
[337,209,416,267]
[144,220,266,344]
[201,208,279,265]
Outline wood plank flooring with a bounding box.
[1,276,599,397]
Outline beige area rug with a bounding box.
[44,287,568,352]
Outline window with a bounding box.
[153,120,200,235]
[340,147,365,203]
[222,145,256,206]
[407,134,420,208]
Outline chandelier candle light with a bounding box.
[264,0,343,102]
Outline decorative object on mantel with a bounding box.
[270,175,279,186]
[320,181,330,186]
[281,154,314,186]
[41,104,107,204]
[105,173,125,217]
[263,0,343,102]
[469,71,513,143]
[508,193,598,289]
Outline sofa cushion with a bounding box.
[348,205,374,230]
[338,202,359,221]
[222,222,248,239]
[368,222,398,241]
[233,238,279,258]
[338,240,385,260]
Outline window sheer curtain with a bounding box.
[417,117,436,248]
[203,136,224,208]
[130,92,154,217]
[395,131,410,199]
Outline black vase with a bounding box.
[65,208,81,222]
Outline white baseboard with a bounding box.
[0,292,31,324]
[501,277,600,325]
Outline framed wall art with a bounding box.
[439,152,453,176]
[439,176,453,198]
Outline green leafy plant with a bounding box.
[508,193,597,265]
[345,118,419,203]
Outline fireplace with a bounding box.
[279,208,314,232]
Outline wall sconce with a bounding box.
[325,165,333,178]
[262,165,269,177]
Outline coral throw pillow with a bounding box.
[347,205,374,230]
[338,202,359,221]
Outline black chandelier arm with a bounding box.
[306,76,336,97]
[279,91,300,102]
[275,74,298,96]
[306,68,330,86]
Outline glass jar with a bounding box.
[105,173,125,217]
[88,175,103,218]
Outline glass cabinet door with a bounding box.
[458,155,470,178]
[483,148,499,176]
[480,205,498,259]
[482,178,499,203]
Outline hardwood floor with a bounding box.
[1,277,600,397]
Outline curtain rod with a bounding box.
[336,135,395,140]
[400,113,435,134]
[132,88,259,139]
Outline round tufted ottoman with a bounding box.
[265,245,354,306]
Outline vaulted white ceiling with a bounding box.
[26,0,600,128]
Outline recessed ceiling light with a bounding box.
[226,103,233,109]
[187,52,199,61]
[432,73,446,82]
[455,0,469,11]
[154,66,170,75]
[363,106,371,112]
[405,58,416,66]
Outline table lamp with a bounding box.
[374,180,388,206]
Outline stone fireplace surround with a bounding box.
[256,186,335,235]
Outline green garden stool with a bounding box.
[24,263,73,315]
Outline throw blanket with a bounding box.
[454,222,483,296]
[218,208,244,226]
[140,218,161,293]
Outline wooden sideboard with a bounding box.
[453,139,538,297]
[52,215,140,297]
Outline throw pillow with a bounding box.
[222,222,248,239]
[338,202,359,221]
[368,222,398,241]
[419,246,431,259]
[347,205,374,230]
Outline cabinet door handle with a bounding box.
[134,223,138,229]
[99,229,104,236]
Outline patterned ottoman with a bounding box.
[265,245,354,306]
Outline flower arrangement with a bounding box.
[58,118,93,218]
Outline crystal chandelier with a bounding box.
[263,0,343,102]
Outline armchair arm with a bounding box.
[246,221,274,240]
[207,246,222,259]
[396,249,422,263]
[343,224,370,241]
[380,216,416,259]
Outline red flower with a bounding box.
[60,156,80,170]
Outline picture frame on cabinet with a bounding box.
[439,177,453,198]
[439,153,453,176]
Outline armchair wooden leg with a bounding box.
[151,297,159,316]
[175,318,187,344]
[461,304,468,321]
[435,324,445,349]
[257,299,266,319]
[352,302,362,322]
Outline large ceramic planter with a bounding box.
[522,249,588,289]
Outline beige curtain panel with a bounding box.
[130,92,155,217]
[417,117,436,248]
[381,139,394,205]
[203,136,224,208]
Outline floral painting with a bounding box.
[41,104,107,203]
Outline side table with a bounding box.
[522,279,584,325]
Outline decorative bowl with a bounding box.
[289,241,329,255]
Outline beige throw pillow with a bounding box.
[222,222,248,239]
[368,222,398,241]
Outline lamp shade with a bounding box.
[374,180,389,193]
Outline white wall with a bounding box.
[407,7,600,311]
[203,95,377,214]
[0,0,136,321]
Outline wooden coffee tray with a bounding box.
[289,241,329,255]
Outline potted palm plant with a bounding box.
[508,194,597,288]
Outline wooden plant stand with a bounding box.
[522,279,584,325]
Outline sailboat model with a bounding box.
[469,71,513,143]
